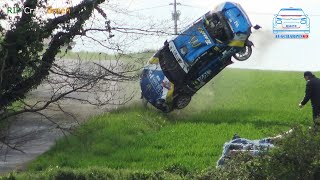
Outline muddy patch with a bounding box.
[0,59,132,174]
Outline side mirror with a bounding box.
[253,24,262,30]
[246,40,254,47]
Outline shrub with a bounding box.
[0,167,183,180]
[198,126,320,180]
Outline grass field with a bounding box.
[20,69,316,174]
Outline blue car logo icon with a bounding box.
[273,8,310,34]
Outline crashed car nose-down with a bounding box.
[140,1,258,112]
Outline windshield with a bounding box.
[278,9,305,16]
[203,12,233,43]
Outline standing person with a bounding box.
[299,71,320,130]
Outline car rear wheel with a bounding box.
[174,95,191,109]
[233,45,252,61]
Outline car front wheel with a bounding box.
[233,45,252,61]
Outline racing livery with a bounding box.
[141,1,258,112]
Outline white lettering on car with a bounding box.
[198,27,212,45]
[234,21,239,28]
[197,70,212,83]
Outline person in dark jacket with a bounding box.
[299,71,320,129]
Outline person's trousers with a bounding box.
[312,106,320,130]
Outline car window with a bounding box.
[278,9,305,16]
[204,12,231,43]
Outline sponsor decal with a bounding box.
[197,27,212,45]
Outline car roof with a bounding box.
[279,8,303,11]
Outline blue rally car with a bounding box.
[140,2,258,112]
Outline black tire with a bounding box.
[233,45,252,61]
[174,95,191,109]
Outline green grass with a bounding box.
[1,167,183,180]
[23,69,314,174]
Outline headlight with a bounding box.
[276,18,282,24]
[300,18,307,24]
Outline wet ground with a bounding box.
[0,105,103,174]
[0,59,130,174]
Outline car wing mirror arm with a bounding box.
[245,40,254,47]
[253,24,262,30]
